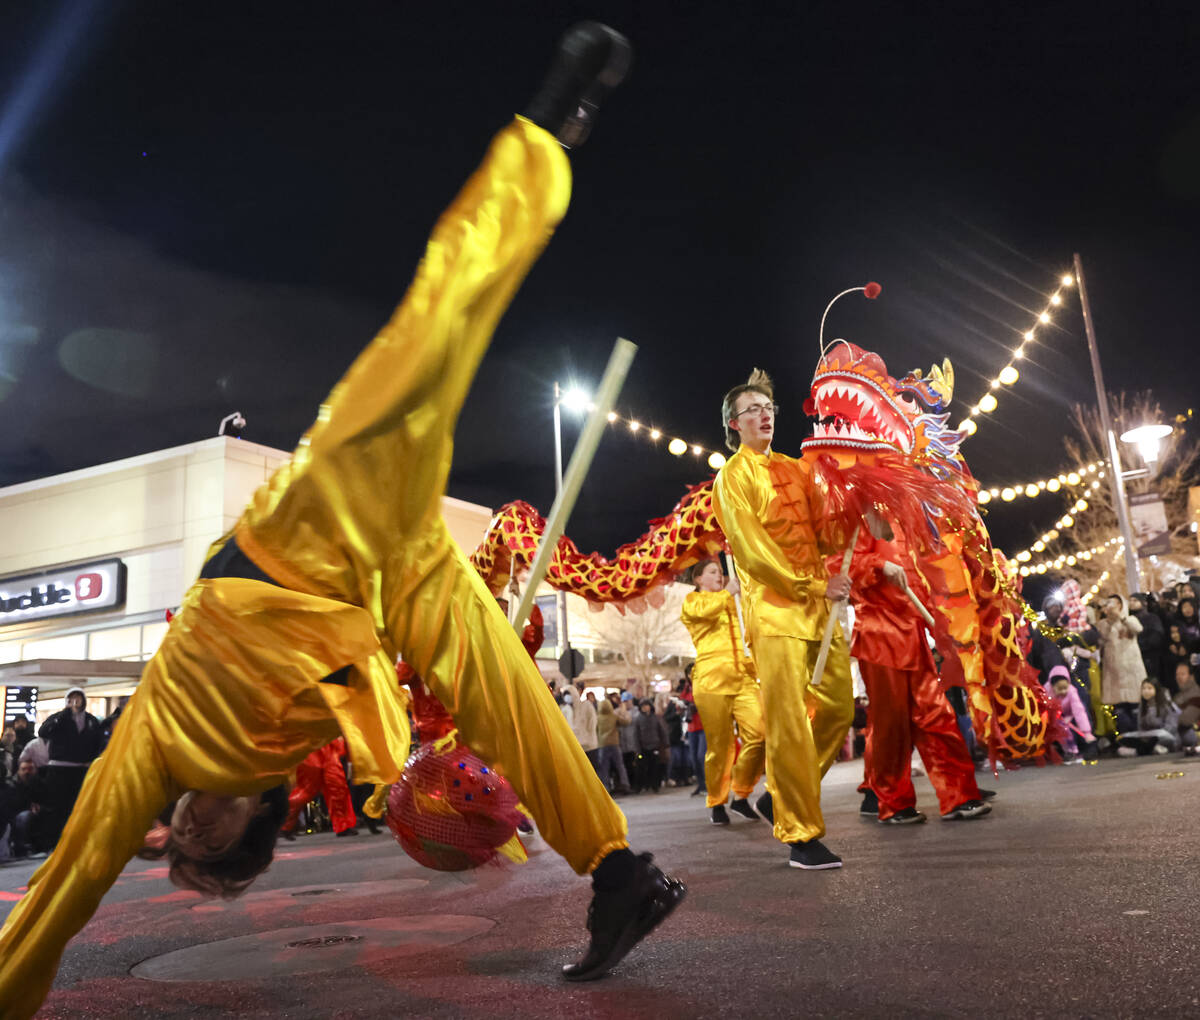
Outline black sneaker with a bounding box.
[562,853,687,981]
[941,800,991,821]
[279,828,297,842]
[755,791,774,825]
[335,828,360,837]
[728,798,759,822]
[363,817,382,835]
[788,839,843,870]
[710,805,731,826]
[859,789,879,816]
[690,787,706,797]
[880,807,926,825]
[522,22,633,149]
[978,788,997,800]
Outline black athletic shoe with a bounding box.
[279,828,297,842]
[979,788,997,800]
[728,798,760,821]
[941,799,991,821]
[522,22,632,148]
[710,805,731,825]
[859,789,880,816]
[755,791,774,825]
[562,853,687,981]
[690,787,706,797]
[363,817,382,835]
[880,807,926,825]
[788,839,843,870]
[335,828,360,837]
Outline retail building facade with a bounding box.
[0,437,492,725]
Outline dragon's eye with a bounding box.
[897,393,918,411]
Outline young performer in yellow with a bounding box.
[680,559,766,825]
[711,370,854,870]
[0,26,685,1019]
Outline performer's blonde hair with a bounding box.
[720,368,774,452]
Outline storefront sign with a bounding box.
[1129,492,1171,558]
[3,686,38,721]
[0,559,127,626]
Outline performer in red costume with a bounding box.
[848,525,990,823]
[282,738,359,836]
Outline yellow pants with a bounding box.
[0,117,626,1020]
[693,679,766,807]
[754,631,854,843]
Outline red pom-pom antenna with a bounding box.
[819,281,884,355]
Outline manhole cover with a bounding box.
[131,915,495,981]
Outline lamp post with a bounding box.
[1075,253,1141,595]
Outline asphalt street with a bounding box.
[3,755,1197,1019]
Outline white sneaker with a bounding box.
[1117,746,1137,757]
[1153,744,1170,755]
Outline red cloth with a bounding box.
[844,528,929,670]
[521,604,544,659]
[860,661,980,816]
[849,527,978,817]
[283,738,357,833]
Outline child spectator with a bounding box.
[1173,662,1200,757]
[1044,665,1097,762]
[1116,680,1180,756]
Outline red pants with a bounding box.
[284,743,357,834]
[860,660,979,818]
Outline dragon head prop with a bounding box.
[802,339,970,482]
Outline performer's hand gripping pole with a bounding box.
[811,524,858,688]
[513,338,638,632]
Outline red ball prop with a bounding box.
[863,282,882,299]
[386,742,523,872]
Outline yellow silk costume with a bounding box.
[680,589,766,807]
[711,445,853,844]
[0,117,628,1020]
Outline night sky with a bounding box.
[1,1,1197,562]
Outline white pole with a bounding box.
[812,525,858,687]
[1074,253,1139,594]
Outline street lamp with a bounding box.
[1119,423,1173,466]
[552,381,591,664]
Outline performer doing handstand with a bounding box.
[0,24,684,1020]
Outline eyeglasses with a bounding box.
[733,402,778,419]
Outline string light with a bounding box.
[1008,486,1105,564]
[976,461,1103,504]
[1016,537,1121,576]
[579,404,733,468]
[960,272,1075,434]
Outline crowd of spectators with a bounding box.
[1,688,111,861]
[1028,576,1200,762]
[556,677,707,797]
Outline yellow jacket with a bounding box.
[680,589,755,695]
[711,445,831,642]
